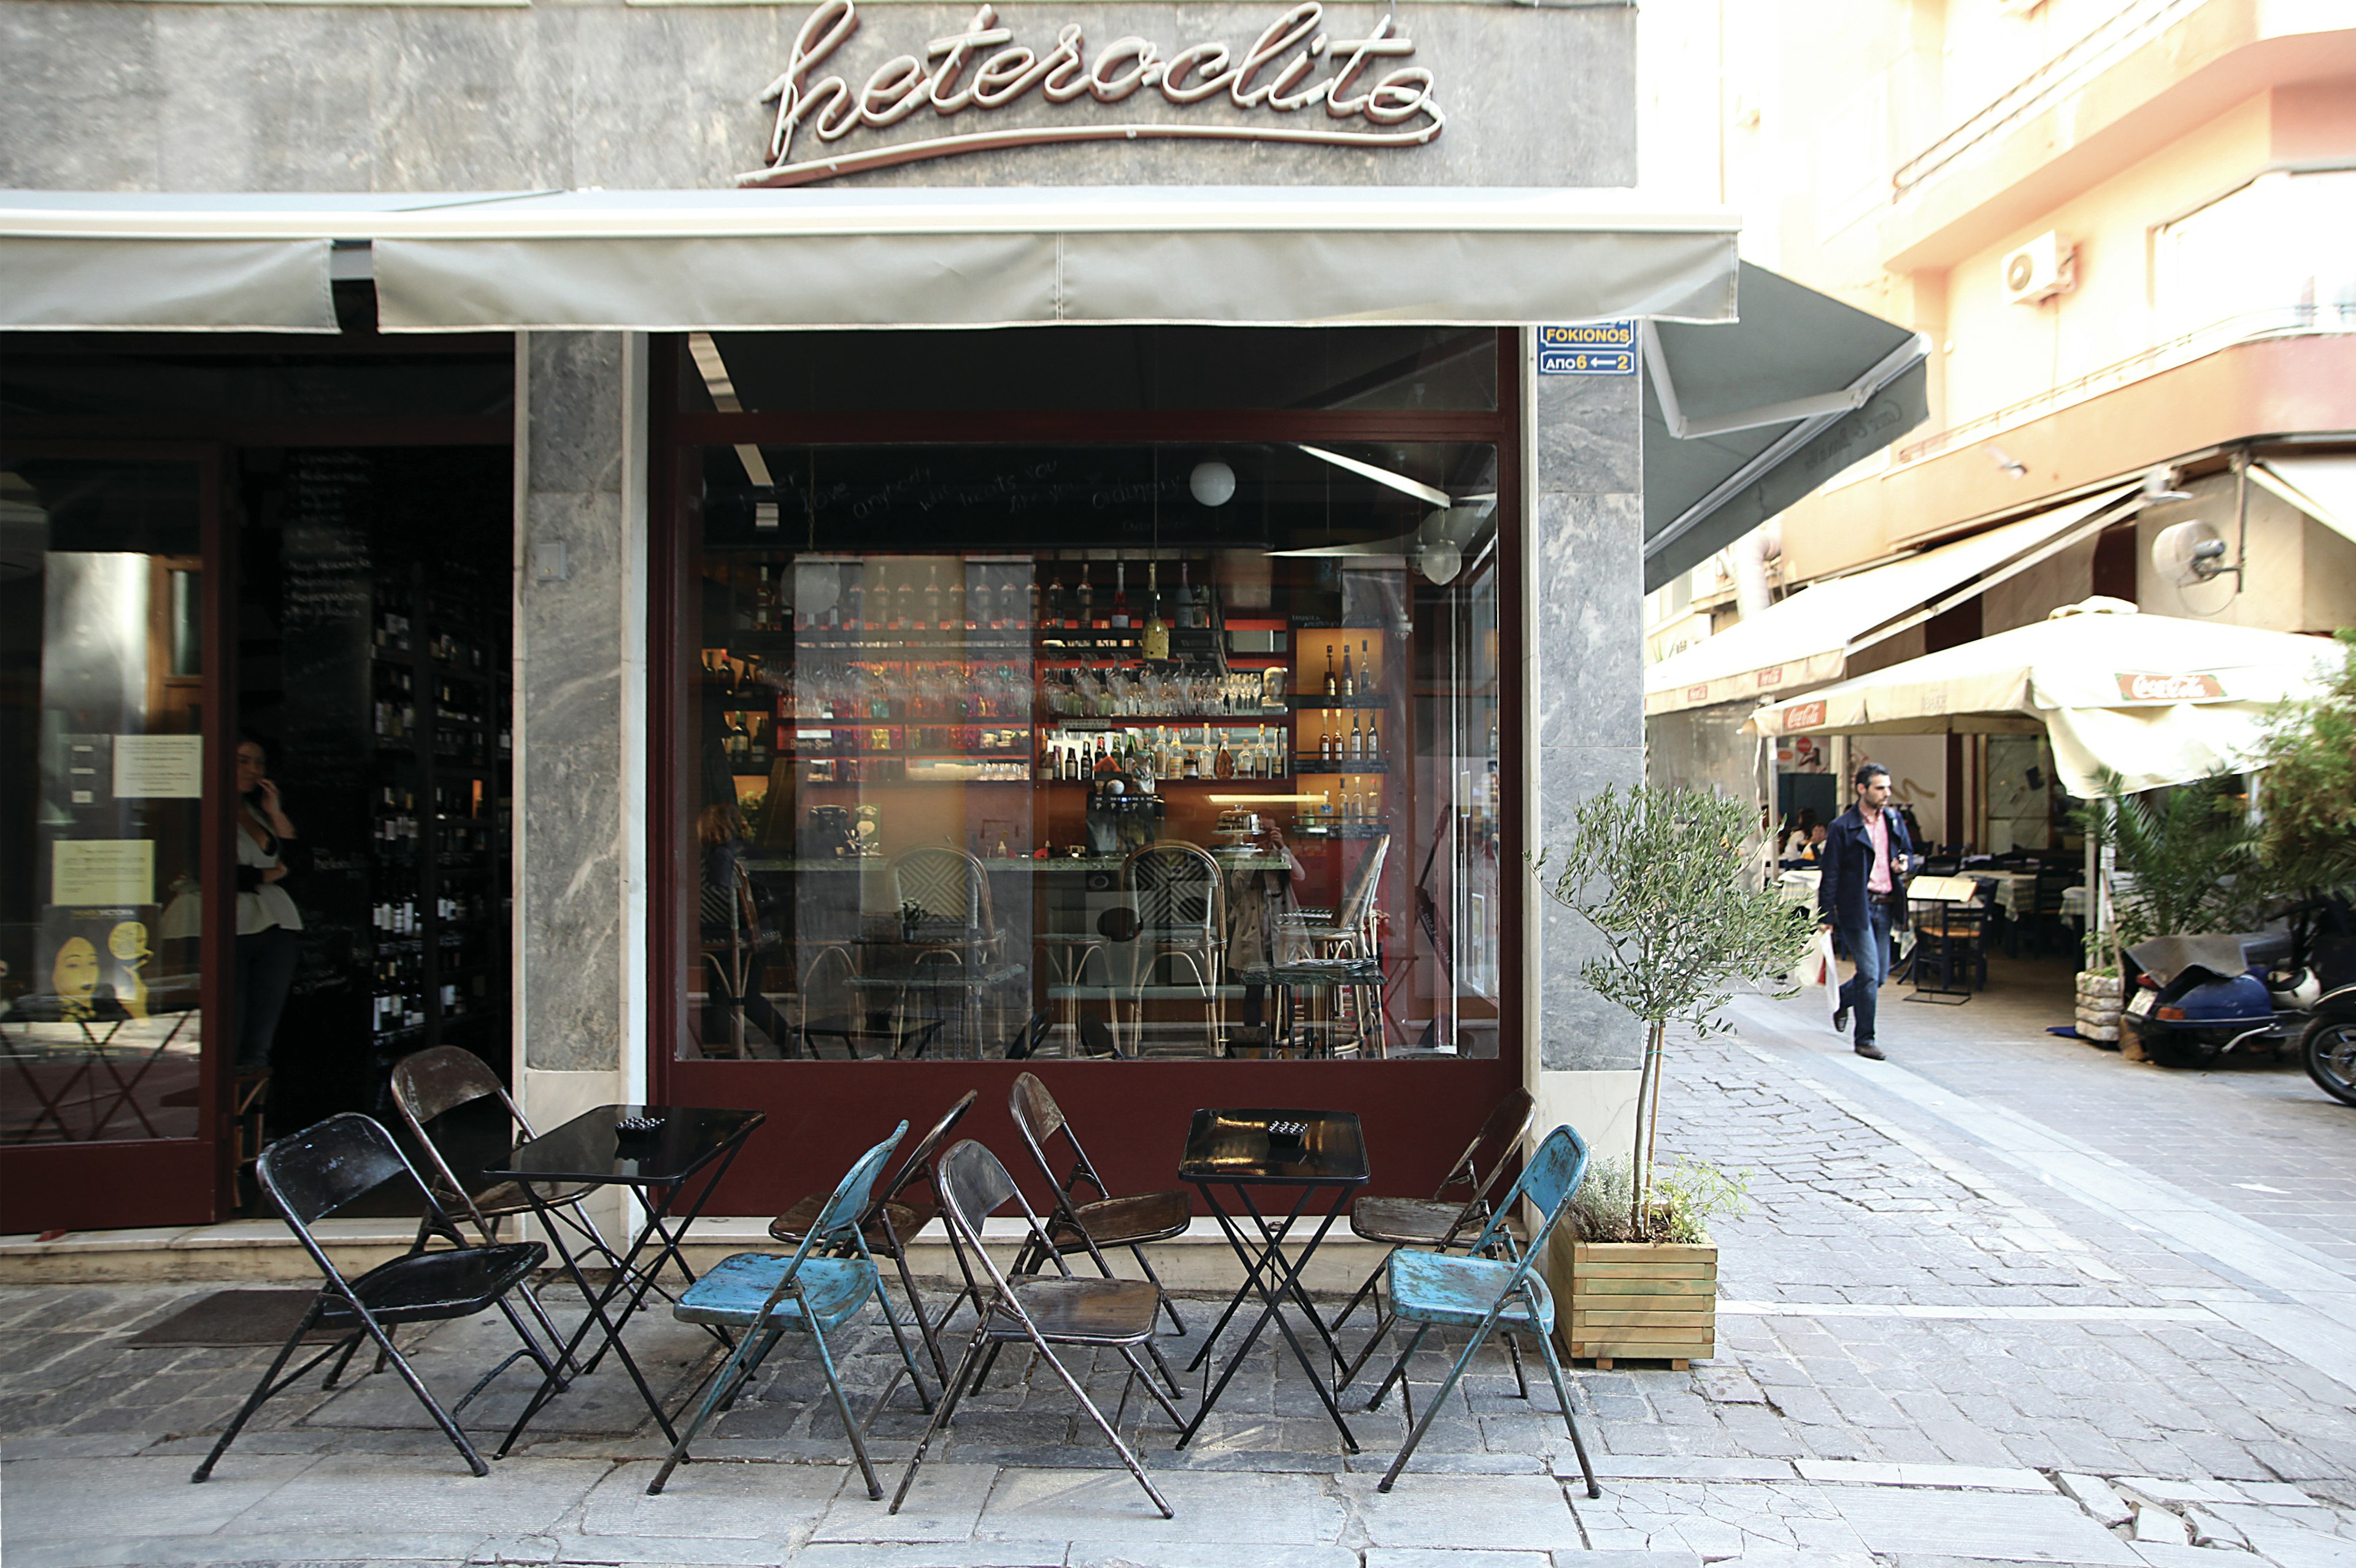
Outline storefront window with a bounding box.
[672,439,1506,1062]
[1,458,208,1142]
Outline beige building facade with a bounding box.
[1640,0,2356,845]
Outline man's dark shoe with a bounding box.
[1833,1004,1851,1034]
[1854,1040,1885,1061]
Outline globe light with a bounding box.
[1189,459,1237,507]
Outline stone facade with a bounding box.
[2,0,1651,1187]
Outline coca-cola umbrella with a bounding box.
[1742,598,2339,797]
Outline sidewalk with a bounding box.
[4,985,2353,1567]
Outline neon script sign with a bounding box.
[739,0,1446,188]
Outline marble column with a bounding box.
[1520,333,1647,1296]
[512,331,650,1155]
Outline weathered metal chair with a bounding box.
[1333,1085,1537,1376]
[649,1121,933,1500]
[892,1138,1184,1520]
[1007,1071,1191,1335]
[1122,840,1226,1053]
[390,1046,623,1360]
[193,1113,555,1482]
[1356,1123,1601,1497]
[768,1088,979,1385]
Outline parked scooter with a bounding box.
[2301,985,2356,1106]
[2122,932,2309,1067]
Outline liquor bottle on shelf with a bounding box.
[1214,731,1234,778]
[949,568,968,632]
[984,571,1004,632]
[1363,714,1379,757]
[1009,575,1030,631]
[1077,564,1095,630]
[844,569,863,633]
[1350,712,1365,759]
[925,563,943,631]
[894,564,915,634]
[1359,639,1376,697]
[1341,642,1355,698]
[1325,647,1338,698]
[1141,563,1169,661]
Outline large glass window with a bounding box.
[671,438,1506,1062]
[1,457,209,1142]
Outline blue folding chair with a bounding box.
[1356,1123,1600,1496]
[646,1121,933,1499]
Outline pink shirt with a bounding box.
[1865,809,1893,895]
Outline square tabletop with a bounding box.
[483,1104,764,1187]
[1179,1108,1368,1186]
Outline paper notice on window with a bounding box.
[113,734,203,799]
[52,840,156,906]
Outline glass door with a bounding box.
[0,446,233,1231]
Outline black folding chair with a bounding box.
[768,1088,979,1385]
[192,1113,557,1482]
[893,1139,1185,1520]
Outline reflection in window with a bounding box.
[676,443,1504,1063]
[1,461,207,1143]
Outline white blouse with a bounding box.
[237,824,304,936]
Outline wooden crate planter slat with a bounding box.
[1566,1240,1716,1370]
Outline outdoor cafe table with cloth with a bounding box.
[1176,1107,1371,1452]
[480,1104,764,1455]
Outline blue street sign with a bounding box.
[1538,321,1638,376]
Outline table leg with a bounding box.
[1177,1182,1358,1453]
[1184,1185,1312,1372]
[496,1185,680,1458]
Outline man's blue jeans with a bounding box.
[1836,899,1894,1047]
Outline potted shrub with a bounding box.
[1534,784,1811,1367]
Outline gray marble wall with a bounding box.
[0,1,1632,193]
[518,332,631,1077]
[1529,369,1646,1075]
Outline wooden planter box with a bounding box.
[1565,1241,1716,1369]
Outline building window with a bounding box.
[661,329,1514,1064]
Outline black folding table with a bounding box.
[1176,1107,1369,1452]
[483,1103,764,1456]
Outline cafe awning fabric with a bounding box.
[0,187,1738,334]
[2250,455,2356,547]
[1641,263,1931,590]
[1644,483,2142,717]
[1742,601,2340,797]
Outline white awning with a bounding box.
[0,187,1739,333]
[1644,483,2142,717]
[2250,456,2356,547]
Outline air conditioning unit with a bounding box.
[2001,232,2076,304]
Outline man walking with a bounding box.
[1818,762,1913,1060]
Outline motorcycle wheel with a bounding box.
[2131,1018,2223,1068]
[2302,1017,2356,1107]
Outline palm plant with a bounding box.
[1534,785,1812,1237]
[2081,774,2266,944]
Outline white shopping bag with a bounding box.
[1795,928,1838,993]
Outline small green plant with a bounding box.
[2250,628,2356,901]
[1568,1156,1750,1246]
[1534,784,1813,1238]
[2078,771,2266,944]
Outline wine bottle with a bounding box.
[925,563,943,632]
[1214,731,1234,778]
[1325,647,1338,698]
[949,570,968,632]
[844,570,863,632]
[894,566,914,633]
[1111,563,1131,631]
[1341,642,1355,698]
[1142,561,1171,661]
[1359,639,1376,697]
[1350,712,1364,758]
[1077,564,1095,630]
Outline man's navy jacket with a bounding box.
[1816,804,1915,932]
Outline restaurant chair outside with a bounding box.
[1007,1070,1191,1335]
[893,1137,1185,1520]
[768,1088,980,1384]
[1333,1085,1537,1369]
[390,1045,623,1366]
[1357,1123,1601,1497]
[192,1112,556,1483]
[648,1120,933,1500]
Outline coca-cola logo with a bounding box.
[742,0,1444,188]
[1784,700,1827,730]
[2114,671,2225,702]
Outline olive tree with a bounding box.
[1535,785,1814,1237]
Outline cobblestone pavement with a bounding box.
[4,974,2354,1567]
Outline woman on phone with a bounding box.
[234,737,305,1072]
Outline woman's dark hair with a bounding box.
[1853,762,1891,790]
[236,734,269,762]
[1796,808,1820,830]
